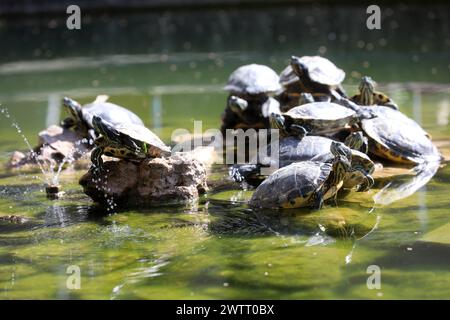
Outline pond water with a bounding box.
[0,4,449,299]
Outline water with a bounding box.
[0,4,449,299]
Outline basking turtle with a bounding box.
[62,95,144,142]
[232,132,374,191]
[359,105,441,165]
[90,116,171,170]
[221,96,281,134]
[277,55,347,109]
[221,64,281,133]
[224,64,281,97]
[271,101,363,136]
[249,141,352,209]
[351,76,398,110]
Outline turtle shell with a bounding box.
[83,99,144,129]
[361,106,441,164]
[280,56,345,87]
[249,161,332,209]
[224,64,281,95]
[298,56,345,86]
[284,102,356,133]
[114,123,171,157]
[260,135,335,168]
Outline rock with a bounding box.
[8,151,26,167]
[0,215,29,224]
[6,125,91,169]
[79,154,208,207]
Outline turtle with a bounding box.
[90,115,171,171]
[249,141,353,209]
[351,76,399,110]
[359,105,442,165]
[224,64,281,98]
[276,55,347,111]
[231,132,374,191]
[221,96,281,134]
[61,95,144,143]
[221,64,282,134]
[271,101,364,137]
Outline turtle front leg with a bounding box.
[312,189,324,210]
[90,147,104,174]
[289,124,308,139]
[61,117,76,129]
[87,129,97,146]
[356,173,374,192]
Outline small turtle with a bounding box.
[232,132,374,191]
[62,95,144,142]
[221,64,281,133]
[249,141,352,209]
[351,76,398,109]
[90,116,171,170]
[360,105,441,165]
[276,56,347,110]
[271,101,361,136]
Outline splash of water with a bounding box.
[0,107,76,189]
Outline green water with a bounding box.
[0,4,449,299]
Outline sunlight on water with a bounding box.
[0,4,449,299]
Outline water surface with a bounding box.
[0,4,449,299]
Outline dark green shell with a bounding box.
[249,161,332,209]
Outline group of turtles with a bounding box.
[221,55,442,210]
[57,54,441,211]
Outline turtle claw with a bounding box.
[356,174,374,192]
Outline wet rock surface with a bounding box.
[7,125,90,169]
[79,154,208,206]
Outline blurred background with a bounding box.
[0,0,448,148]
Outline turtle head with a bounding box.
[92,116,121,145]
[299,93,315,105]
[344,131,368,152]
[359,76,376,103]
[269,112,286,131]
[92,115,143,155]
[63,97,83,123]
[290,56,308,78]
[330,141,352,162]
[229,96,248,114]
[330,144,352,186]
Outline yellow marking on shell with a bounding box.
[281,195,310,209]
[371,142,414,164]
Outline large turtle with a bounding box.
[351,76,398,110]
[62,95,144,142]
[232,132,374,191]
[90,116,171,171]
[221,64,281,134]
[359,105,441,165]
[249,141,352,209]
[271,101,366,136]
